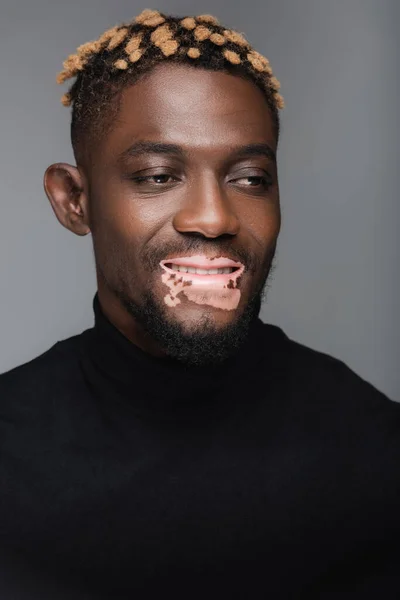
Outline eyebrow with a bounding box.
[119,141,185,161]
[119,141,276,163]
[235,143,276,163]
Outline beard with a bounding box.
[101,238,277,368]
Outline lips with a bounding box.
[159,254,245,287]
[161,255,243,269]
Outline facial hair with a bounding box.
[109,242,277,368]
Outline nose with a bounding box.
[172,175,240,238]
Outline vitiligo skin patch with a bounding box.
[159,255,245,311]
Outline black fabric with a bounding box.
[0,292,399,599]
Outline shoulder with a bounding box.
[260,321,398,416]
[259,324,400,489]
[0,331,89,409]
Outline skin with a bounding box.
[44,63,281,366]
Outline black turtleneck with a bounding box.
[0,293,399,599]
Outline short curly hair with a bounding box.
[57,9,284,163]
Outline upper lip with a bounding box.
[160,255,244,269]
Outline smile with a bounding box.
[166,264,237,275]
[159,255,245,286]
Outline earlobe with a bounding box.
[43,163,91,236]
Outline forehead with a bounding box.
[108,63,277,155]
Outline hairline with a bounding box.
[71,62,280,167]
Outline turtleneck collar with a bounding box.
[78,292,274,422]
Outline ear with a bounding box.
[44,163,91,236]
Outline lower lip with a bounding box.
[160,264,244,287]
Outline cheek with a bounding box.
[90,190,171,292]
[93,180,168,241]
[244,201,281,249]
[90,200,142,275]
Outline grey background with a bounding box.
[0,0,398,399]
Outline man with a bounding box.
[0,9,398,599]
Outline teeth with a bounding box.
[168,264,235,275]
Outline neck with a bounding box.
[95,282,263,367]
[96,284,167,358]
[77,291,267,422]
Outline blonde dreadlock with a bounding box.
[57,9,284,160]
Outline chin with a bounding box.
[145,293,260,367]
[113,282,263,367]
[171,301,242,326]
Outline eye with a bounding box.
[132,174,178,185]
[231,175,273,190]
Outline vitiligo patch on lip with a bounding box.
[160,267,243,311]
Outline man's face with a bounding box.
[86,63,281,366]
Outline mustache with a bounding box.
[140,238,260,274]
